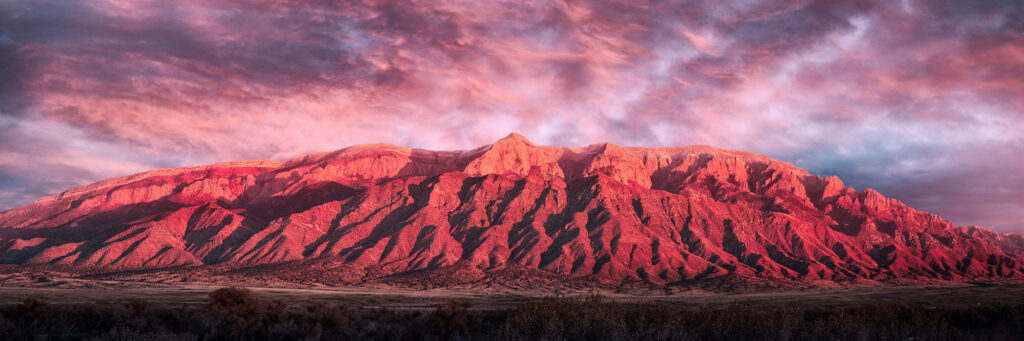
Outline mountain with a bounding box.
[1,133,1022,287]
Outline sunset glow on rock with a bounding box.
[3,3,1024,339]
[1,135,1021,285]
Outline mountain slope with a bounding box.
[1,133,1021,285]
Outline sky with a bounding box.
[0,0,1021,233]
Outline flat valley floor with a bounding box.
[1,280,1022,310]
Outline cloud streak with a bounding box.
[1,0,1022,232]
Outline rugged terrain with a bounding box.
[1,133,1022,287]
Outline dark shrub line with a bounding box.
[1,289,1022,340]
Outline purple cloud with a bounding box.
[0,0,1021,232]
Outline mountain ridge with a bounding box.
[1,133,1021,287]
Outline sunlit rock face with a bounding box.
[1,133,1021,285]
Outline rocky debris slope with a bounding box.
[1,133,1021,285]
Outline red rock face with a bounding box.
[1,133,1021,284]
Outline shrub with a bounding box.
[208,287,256,309]
[1,289,1022,340]
[428,300,471,337]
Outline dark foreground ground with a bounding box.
[1,282,1023,340]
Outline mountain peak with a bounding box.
[592,142,626,155]
[463,133,560,178]
[497,132,534,145]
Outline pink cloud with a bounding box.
[0,0,1021,232]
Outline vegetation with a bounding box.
[0,288,1021,340]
